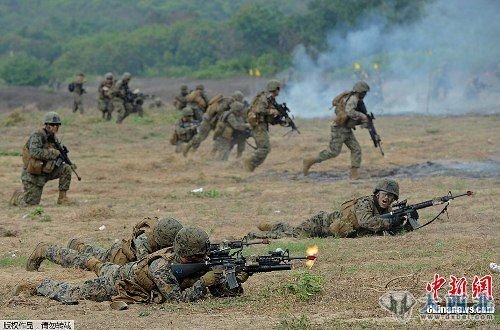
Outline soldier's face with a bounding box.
[376,191,396,209]
[359,91,367,99]
[45,123,60,135]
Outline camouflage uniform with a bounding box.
[245,81,281,171]
[185,85,208,122]
[35,227,216,305]
[72,217,183,265]
[72,74,86,114]
[173,108,199,153]
[114,73,134,124]
[173,85,189,111]
[213,102,250,161]
[97,73,114,120]
[12,127,71,206]
[249,180,404,239]
[35,248,208,304]
[184,91,245,155]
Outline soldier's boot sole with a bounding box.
[13,281,37,296]
[67,238,84,252]
[26,242,49,271]
[9,189,22,206]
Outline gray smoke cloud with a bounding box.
[281,0,500,118]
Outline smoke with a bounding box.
[281,0,500,117]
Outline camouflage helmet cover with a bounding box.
[195,84,204,91]
[122,72,132,80]
[105,72,113,80]
[266,79,281,92]
[182,107,194,117]
[153,217,183,248]
[174,227,210,258]
[352,81,370,93]
[230,101,244,112]
[44,111,62,125]
[181,85,188,91]
[232,90,244,102]
[373,179,399,200]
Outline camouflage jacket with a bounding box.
[350,195,392,232]
[173,93,188,110]
[247,91,278,128]
[186,90,208,111]
[98,80,114,100]
[342,93,366,128]
[174,119,198,142]
[113,80,131,101]
[72,81,86,95]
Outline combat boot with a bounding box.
[182,143,192,157]
[257,223,273,232]
[26,242,49,271]
[350,168,360,180]
[13,281,37,296]
[303,157,319,176]
[243,158,255,172]
[57,191,71,205]
[85,257,102,275]
[67,238,84,252]
[9,189,22,206]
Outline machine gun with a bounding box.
[269,99,300,135]
[48,135,81,181]
[381,191,473,230]
[171,240,317,293]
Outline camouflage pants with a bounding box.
[317,126,362,168]
[36,277,115,303]
[73,94,84,114]
[78,241,121,263]
[114,98,134,123]
[45,245,94,270]
[98,99,113,120]
[248,125,270,169]
[214,136,245,161]
[247,211,341,239]
[188,118,212,150]
[16,165,71,206]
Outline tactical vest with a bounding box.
[329,196,364,237]
[205,95,232,127]
[111,218,159,265]
[247,91,268,127]
[22,129,56,175]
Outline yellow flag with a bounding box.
[255,69,261,77]
[249,69,254,76]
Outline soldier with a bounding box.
[247,179,413,239]
[25,217,184,271]
[148,94,163,109]
[243,80,282,172]
[171,107,199,153]
[97,72,114,120]
[303,81,371,179]
[70,73,86,114]
[213,101,251,161]
[185,84,209,121]
[10,112,75,206]
[183,90,245,156]
[22,227,228,305]
[173,85,190,111]
[113,72,134,124]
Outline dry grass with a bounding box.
[0,104,498,329]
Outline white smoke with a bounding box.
[281,0,500,118]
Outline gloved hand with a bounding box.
[387,215,404,229]
[236,271,250,283]
[200,271,221,287]
[70,163,77,170]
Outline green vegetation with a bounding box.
[29,207,52,222]
[0,0,428,85]
[285,271,323,301]
[0,255,27,268]
[188,189,226,198]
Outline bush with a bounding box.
[0,54,50,86]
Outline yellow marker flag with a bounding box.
[255,69,261,77]
[249,69,254,76]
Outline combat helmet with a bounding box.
[182,107,194,117]
[44,111,61,125]
[230,101,244,112]
[181,85,188,91]
[373,179,399,200]
[153,217,183,248]
[352,81,370,93]
[232,90,244,102]
[122,72,132,80]
[105,72,113,80]
[266,80,281,92]
[195,84,204,91]
[174,227,210,258]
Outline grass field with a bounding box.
[0,104,498,329]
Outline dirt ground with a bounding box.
[0,84,499,329]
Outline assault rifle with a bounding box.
[48,135,82,181]
[269,99,300,135]
[357,102,383,156]
[381,191,473,230]
[171,241,316,292]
